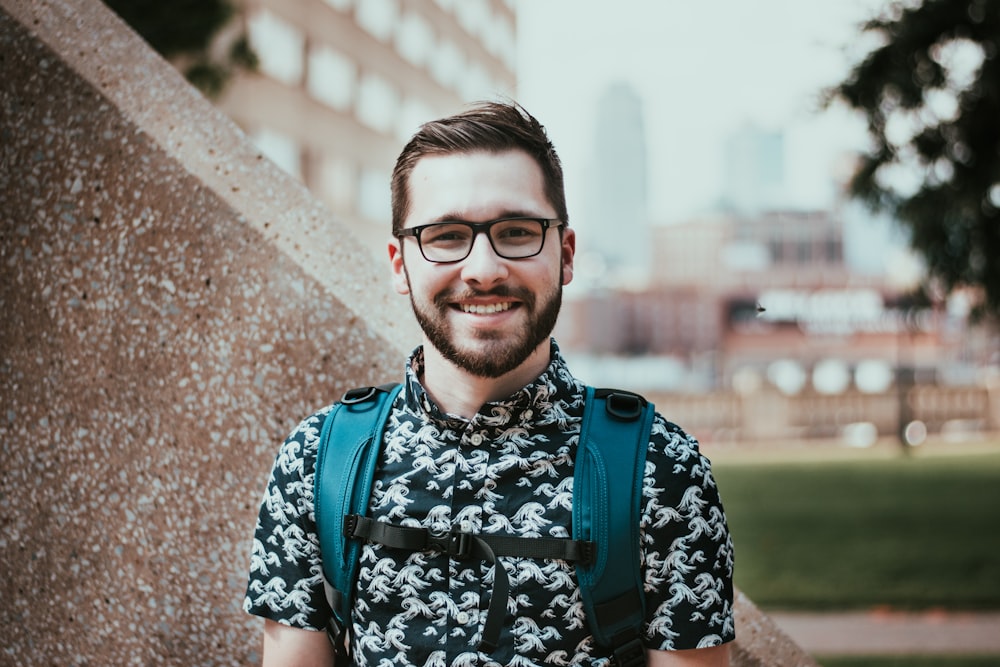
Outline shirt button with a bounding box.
[456,611,471,625]
[459,520,473,532]
[469,433,484,446]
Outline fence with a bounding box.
[649,384,999,444]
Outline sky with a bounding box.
[515,0,891,225]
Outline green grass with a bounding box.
[712,450,1000,611]
[818,657,1000,667]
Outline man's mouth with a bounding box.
[458,302,515,315]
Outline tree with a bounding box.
[825,0,1000,317]
[103,0,257,98]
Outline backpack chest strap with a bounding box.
[344,514,595,652]
[346,514,594,563]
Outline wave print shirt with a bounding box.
[244,341,735,666]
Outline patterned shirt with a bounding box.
[244,341,735,666]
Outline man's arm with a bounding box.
[261,619,336,667]
[647,644,730,667]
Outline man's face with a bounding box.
[389,150,575,379]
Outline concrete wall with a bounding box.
[1,1,412,663]
[0,1,818,665]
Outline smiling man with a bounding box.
[244,102,734,666]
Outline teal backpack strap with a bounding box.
[315,382,653,666]
[574,387,655,667]
[314,383,402,635]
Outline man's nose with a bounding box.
[460,232,509,285]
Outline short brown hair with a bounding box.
[390,101,568,234]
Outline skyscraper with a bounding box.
[721,123,785,214]
[588,82,651,286]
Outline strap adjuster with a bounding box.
[427,529,473,559]
[595,389,645,421]
[342,514,359,537]
[342,386,378,404]
[611,636,645,667]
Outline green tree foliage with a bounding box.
[103,0,257,98]
[826,0,1000,316]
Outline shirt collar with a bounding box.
[402,339,584,429]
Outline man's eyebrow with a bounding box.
[428,210,547,223]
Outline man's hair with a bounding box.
[390,101,569,234]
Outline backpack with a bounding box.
[314,383,655,667]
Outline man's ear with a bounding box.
[560,227,576,286]
[388,238,410,295]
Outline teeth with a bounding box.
[461,302,512,315]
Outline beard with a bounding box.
[408,280,562,379]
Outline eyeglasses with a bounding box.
[396,217,564,263]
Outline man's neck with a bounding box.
[419,342,552,420]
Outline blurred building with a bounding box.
[721,123,785,214]
[557,206,987,395]
[558,116,994,398]
[586,82,651,286]
[217,0,517,255]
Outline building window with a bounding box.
[358,167,391,222]
[481,10,504,59]
[797,239,811,264]
[355,0,398,43]
[321,0,353,11]
[768,236,784,264]
[356,72,399,133]
[430,39,463,89]
[490,16,517,71]
[396,97,436,143]
[454,0,489,38]
[317,155,356,214]
[459,62,493,101]
[248,9,304,86]
[825,236,843,263]
[307,45,355,111]
[396,12,434,67]
[252,128,302,180]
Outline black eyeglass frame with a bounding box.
[395,217,565,264]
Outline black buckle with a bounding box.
[605,391,644,421]
[342,514,359,537]
[342,386,378,404]
[427,529,473,559]
[611,636,645,667]
[580,541,596,566]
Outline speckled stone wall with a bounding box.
[1,0,413,664]
[0,1,819,665]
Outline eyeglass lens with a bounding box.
[419,219,548,262]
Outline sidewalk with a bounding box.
[769,609,1000,656]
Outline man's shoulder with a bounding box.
[646,411,708,465]
[285,386,410,453]
[274,403,338,464]
[288,402,337,438]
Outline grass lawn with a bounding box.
[711,447,1000,611]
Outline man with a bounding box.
[244,102,734,666]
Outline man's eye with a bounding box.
[424,226,470,244]
[496,221,541,240]
[502,227,532,237]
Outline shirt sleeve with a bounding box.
[640,415,736,650]
[243,408,333,631]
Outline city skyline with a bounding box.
[516,0,890,225]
